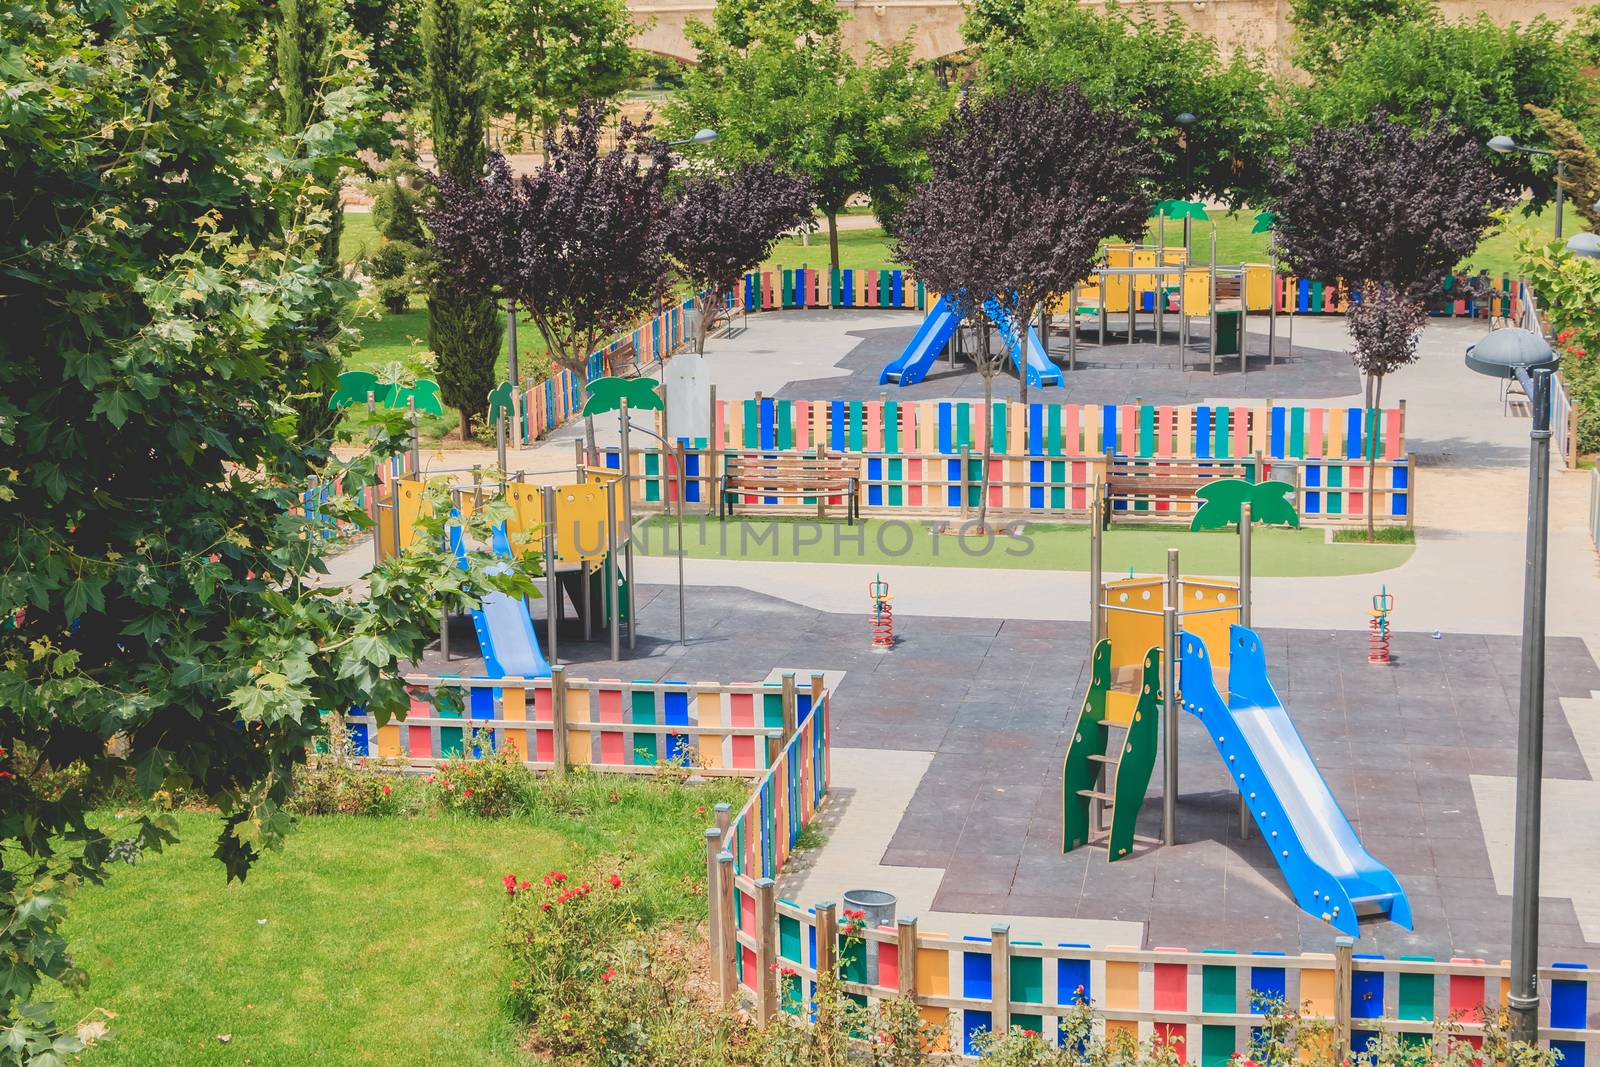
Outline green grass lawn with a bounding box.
[58,777,741,1066]
[755,204,1563,278]
[635,515,1413,577]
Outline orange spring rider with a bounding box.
[1368,585,1394,665]
[870,574,894,650]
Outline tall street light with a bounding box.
[668,128,719,148]
[1489,135,1567,239]
[1176,112,1197,255]
[1463,324,1562,1046]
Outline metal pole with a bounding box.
[1069,284,1078,371]
[1268,266,1278,366]
[1089,492,1103,648]
[619,400,635,651]
[496,410,506,473]
[543,486,558,664]
[408,399,420,473]
[1163,547,1180,845]
[1555,159,1566,241]
[1209,233,1218,375]
[676,440,687,646]
[606,480,621,663]
[1507,366,1554,1046]
[1239,501,1252,839]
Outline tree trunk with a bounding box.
[1018,300,1033,407]
[696,288,712,354]
[1367,373,1382,542]
[460,409,470,440]
[576,360,599,465]
[977,324,994,536]
[827,211,841,279]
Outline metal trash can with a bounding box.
[842,888,897,985]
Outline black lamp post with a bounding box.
[1489,135,1567,239]
[1463,325,1562,1047]
[1176,113,1197,255]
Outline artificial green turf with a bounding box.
[635,516,1413,577]
[58,777,741,1066]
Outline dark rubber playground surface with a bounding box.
[420,581,1600,963]
[773,312,1363,404]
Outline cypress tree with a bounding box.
[278,0,351,451]
[423,0,501,437]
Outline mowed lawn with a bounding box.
[58,780,740,1066]
[636,516,1413,577]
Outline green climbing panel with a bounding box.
[587,554,630,624]
[1106,648,1161,861]
[1062,640,1112,853]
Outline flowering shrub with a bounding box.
[288,757,411,816]
[425,741,530,817]
[1516,234,1600,456]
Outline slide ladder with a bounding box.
[1063,640,1160,860]
[1179,625,1410,936]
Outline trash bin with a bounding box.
[842,888,897,985]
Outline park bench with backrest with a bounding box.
[720,450,860,523]
[605,338,640,378]
[1103,454,1259,521]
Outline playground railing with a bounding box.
[606,444,1415,527]
[1590,466,1600,554]
[714,910,1598,1060]
[342,669,831,780]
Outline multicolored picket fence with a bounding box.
[342,667,831,779]
[735,265,1525,320]
[713,910,1597,1062]
[511,295,694,446]
[292,450,418,538]
[609,398,1414,525]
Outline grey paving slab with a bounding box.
[418,580,1600,961]
[773,317,1362,404]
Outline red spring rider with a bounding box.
[1368,585,1394,665]
[869,574,894,650]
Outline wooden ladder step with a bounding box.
[1077,789,1114,803]
[1087,753,1118,765]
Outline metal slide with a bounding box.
[982,297,1064,388]
[879,294,960,386]
[1180,624,1411,937]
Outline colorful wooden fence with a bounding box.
[609,398,1414,525]
[342,667,831,779]
[514,296,695,445]
[292,450,418,538]
[736,266,1520,320]
[715,915,1597,1063]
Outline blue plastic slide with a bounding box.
[982,297,1063,388]
[879,294,961,386]
[449,520,551,679]
[1180,625,1410,937]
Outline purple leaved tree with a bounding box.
[666,162,815,354]
[1266,111,1507,537]
[895,85,1155,533]
[429,99,672,459]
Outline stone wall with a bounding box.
[628,0,1586,65]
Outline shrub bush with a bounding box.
[369,239,419,314]
[288,757,412,816]
[424,741,531,817]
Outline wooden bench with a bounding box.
[1103,455,1258,521]
[605,338,640,378]
[720,451,859,523]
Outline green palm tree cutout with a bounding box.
[581,376,663,416]
[487,382,516,423]
[1152,199,1209,222]
[1189,478,1299,531]
[393,379,444,416]
[1252,211,1278,234]
[328,370,384,409]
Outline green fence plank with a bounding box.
[631,689,657,765]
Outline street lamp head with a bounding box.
[1566,232,1600,259]
[1176,112,1197,128]
[1487,135,1518,154]
[1464,327,1559,380]
[690,128,718,144]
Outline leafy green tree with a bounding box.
[975,0,1287,207]
[1306,14,1599,213]
[669,13,949,273]
[423,0,502,436]
[482,0,639,140]
[1526,104,1600,233]
[1288,0,1438,76]
[277,0,373,452]
[962,0,1028,43]
[347,0,426,113]
[0,1,535,1058]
